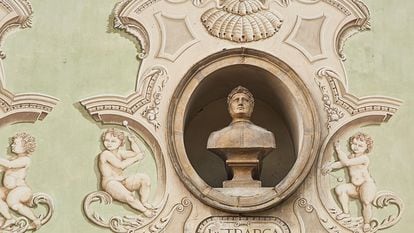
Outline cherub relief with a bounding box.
[99,127,155,218]
[0,133,42,229]
[323,132,376,232]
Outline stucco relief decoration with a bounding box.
[0,0,32,59]
[83,121,190,233]
[0,133,54,232]
[82,0,405,232]
[321,134,403,233]
[81,66,168,130]
[199,0,283,42]
[0,0,57,126]
[0,1,57,231]
[315,67,400,131]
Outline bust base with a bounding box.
[223,180,262,188]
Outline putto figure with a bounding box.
[207,86,276,188]
[323,133,376,232]
[0,133,41,229]
[99,128,155,217]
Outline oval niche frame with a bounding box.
[167,48,321,212]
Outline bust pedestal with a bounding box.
[207,120,276,188]
[209,148,274,188]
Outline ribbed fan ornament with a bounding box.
[201,0,283,42]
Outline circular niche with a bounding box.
[168,48,321,212]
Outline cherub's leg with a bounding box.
[335,183,357,219]
[359,181,376,232]
[6,187,41,229]
[105,180,154,217]
[124,174,153,209]
[0,188,13,225]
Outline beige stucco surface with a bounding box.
[0,0,412,232]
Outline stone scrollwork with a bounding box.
[0,133,54,232]
[0,0,58,125]
[84,192,191,233]
[113,0,152,59]
[294,198,340,233]
[0,0,33,59]
[315,67,401,130]
[336,0,371,60]
[314,69,344,129]
[200,0,283,43]
[81,66,168,130]
[370,191,404,232]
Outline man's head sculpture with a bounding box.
[207,86,276,189]
[227,86,255,120]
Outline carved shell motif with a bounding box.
[201,0,283,42]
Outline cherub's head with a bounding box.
[102,128,125,151]
[11,132,36,155]
[348,132,373,155]
[227,86,255,120]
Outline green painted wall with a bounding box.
[0,0,412,232]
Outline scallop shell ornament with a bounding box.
[201,0,283,42]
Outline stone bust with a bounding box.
[207,86,276,188]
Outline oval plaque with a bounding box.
[196,216,291,233]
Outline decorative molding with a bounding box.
[113,0,152,59]
[81,66,168,130]
[316,67,401,130]
[285,14,327,62]
[287,0,369,60]
[294,198,339,233]
[196,216,291,233]
[322,0,351,16]
[0,75,57,127]
[314,78,345,129]
[328,192,404,233]
[154,12,199,62]
[84,193,191,233]
[0,0,57,124]
[0,0,33,59]
[167,48,321,212]
[0,87,57,125]
[336,0,370,60]
[201,0,283,43]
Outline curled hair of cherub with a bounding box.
[349,132,373,153]
[13,132,36,154]
[227,86,255,107]
[102,128,126,146]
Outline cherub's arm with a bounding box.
[0,157,30,169]
[342,156,369,166]
[122,136,145,161]
[102,151,139,169]
[322,161,344,174]
[334,141,349,165]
